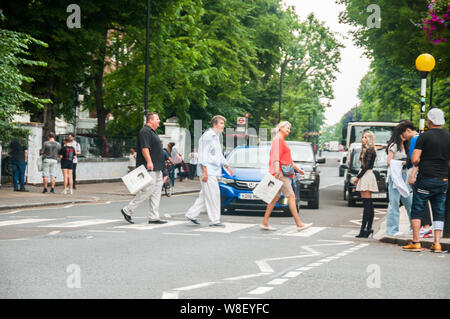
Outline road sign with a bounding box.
[244,112,250,118]
[237,117,246,125]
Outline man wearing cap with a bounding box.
[403,108,450,253]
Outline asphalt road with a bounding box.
[1,151,449,299]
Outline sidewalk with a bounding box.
[0,178,201,211]
[374,206,450,252]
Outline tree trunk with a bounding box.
[93,29,108,137]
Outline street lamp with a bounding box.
[144,0,151,122]
[415,53,435,132]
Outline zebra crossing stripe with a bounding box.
[0,219,56,227]
[40,219,121,228]
[280,226,327,237]
[193,223,256,233]
[114,221,185,230]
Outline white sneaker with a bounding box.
[70,188,73,195]
[62,188,68,194]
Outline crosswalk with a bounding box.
[0,216,337,239]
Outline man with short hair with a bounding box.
[185,115,234,227]
[68,133,81,189]
[40,132,61,193]
[402,108,450,253]
[121,112,167,224]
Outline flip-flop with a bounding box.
[260,224,277,231]
[297,223,312,232]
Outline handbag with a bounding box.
[253,173,283,204]
[281,164,295,176]
[121,165,153,194]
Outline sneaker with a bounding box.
[70,188,73,195]
[148,220,168,224]
[430,244,442,253]
[186,217,200,225]
[402,242,422,252]
[209,223,226,228]
[50,188,55,194]
[62,188,68,195]
[42,188,48,194]
[421,228,433,238]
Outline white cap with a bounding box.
[427,108,445,126]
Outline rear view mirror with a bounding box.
[316,157,326,164]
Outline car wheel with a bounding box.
[347,190,356,207]
[339,167,344,177]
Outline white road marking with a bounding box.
[161,291,179,299]
[163,232,200,236]
[1,210,23,215]
[248,287,273,295]
[308,263,323,267]
[280,227,327,237]
[194,223,256,233]
[174,282,216,291]
[88,230,125,233]
[267,278,288,285]
[296,266,312,271]
[0,218,56,227]
[283,271,302,278]
[47,231,61,236]
[40,219,121,228]
[115,221,185,230]
[224,273,268,281]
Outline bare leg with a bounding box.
[62,169,68,190]
[68,170,73,190]
[51,177,56,189]
[261,195,280,227]
[434,230,442,246]
[43,177,48,189]
[288,194,304,227]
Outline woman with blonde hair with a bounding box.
[353,131,378,238]
[260,121,312,232]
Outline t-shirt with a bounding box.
[70,141,81,164]
[42,140,61,160]
[269,136,293,176]
[136,125,164,171]
[388,143,407,160]
[9,138,27,161]
[59,146,76,163]
[414,128,450,179]
[408,134,419,160]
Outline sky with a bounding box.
[283,0,372,126]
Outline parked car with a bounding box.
[342,143,389,207]
[219,142,324,214]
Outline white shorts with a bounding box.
[42,159,58,178]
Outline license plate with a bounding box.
[239,193,259,200]
[372,192,387,199]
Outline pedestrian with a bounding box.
[185,115,234,227]
[170,143,184,182]
[9,137,29,192]
[188,148,198,179]
[128,147,137,172]
[68,133,81,189]
[120,112,167,225]
[385,126,412,236]
[40,132,61,194]
[59,136,76,195]
[162,142,174,187]
[403,108,450,253]
[353,131,378,238]
[398,120,433,238]
[260,121,312,232]
[165,143,176,187]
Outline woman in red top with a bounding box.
[260,121,313,232]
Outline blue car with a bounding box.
[219,142,324,214]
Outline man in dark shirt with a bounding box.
[9,137,28,192]
[403,108,450,253]
[120,112,167,224]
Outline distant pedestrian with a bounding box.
[120,112,167,225]
[170,143,184,182]
[68,133,81,189]
[398,121,433,238]
[165,143,176,187]
[353,131,378,238]
[59,136,76,195]
[40,132,61,194]
[128,147,137,172]
[188,148,198,179]
[185,115,233,227]
[260,121,311,232]
[403,108,449,253]
[385,126,412,236]
[162,142,174,186]
[9,137,29,192]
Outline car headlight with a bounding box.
[218,177,234,184]
[300,171,315,180]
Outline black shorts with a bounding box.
[61,160,73,170]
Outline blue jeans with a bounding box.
[169,167,175,187]
[411,178,448,231]
[386,174,412,235]
[11,160,27,190]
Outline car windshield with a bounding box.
[227,147,271,169]
[350,126,394,145]
[351,148,388,169]
[290,144,314,163]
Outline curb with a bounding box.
[379,236,450,251]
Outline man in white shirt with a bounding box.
[68,133,81,189]
[185,115,233,227]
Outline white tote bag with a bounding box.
[252,173,283,204]
[121,165,153,194]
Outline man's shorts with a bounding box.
[276,175,295,197]
[42,159,58,178]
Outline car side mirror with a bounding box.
[316,157,326,164]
